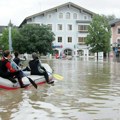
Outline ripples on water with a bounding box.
[1,58,120,120]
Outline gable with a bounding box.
[19,2,95,27]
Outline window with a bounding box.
[68,24,72,30]
[68,37,72,43]
[58,24,62,30]
[84,15,88,20]
[47,24,52,30]
[48,14,52,18]
[59,13,63,19]
[117,39,120,46]
[118,28,120,34]
[78,37,86,45]
[73,13,77,19]
[66,12,70,19]
[78,25,88,32]
[58,37,62,42]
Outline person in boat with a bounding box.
[28,52,54,84]
[13,51,21,66]
[0,50,29,88]
[11,51,21,70]
[11,51,30,71]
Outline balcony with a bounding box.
[78,30,88,33]
[77,42,85,45]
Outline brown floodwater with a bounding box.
[0,57,120,120]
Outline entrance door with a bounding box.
[64,49,72,56]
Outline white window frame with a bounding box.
[47,14,52,19]
[57,23,63,31]
[78,25,88,32]
[47,24,53,30]
[66,24,73,31]
[73,13,77,19]
[58,13,63,19]
[78,37,86,45]
[67,36,72,43]
[57,36,63,43]
[66,12,71,19]
[83,15,88,20]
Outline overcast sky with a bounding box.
[0,0,120,26]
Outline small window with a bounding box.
[66,12,70,19]
[118,28,120,34]
[68,37,72,43]
[48,14,52,18]
[58,24,62,30]
[47,24,52,30]
[58,37,62,42]
[84,15,87,20]
[117,39,120,46]
[68,24,72,30]
[59,13,63,19]
[73,13,77,19]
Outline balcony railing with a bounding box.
[78,30,88,33]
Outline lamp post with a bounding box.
[8,25,13,53]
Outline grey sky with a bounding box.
[0,0,120,26]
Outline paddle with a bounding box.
[11,60,37,89]
[47,72,63,80]
[53,73,64,80]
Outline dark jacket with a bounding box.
[13,57,20,65]
[0,58,16,73]
[0,58,17,78]
[29,59,43,75]
[29,58,49,83]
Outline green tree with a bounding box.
[0,28,8,50]
[14,24,55,54]
[102,14,116,22]
[85,14,111,60]
[0,27,20,51]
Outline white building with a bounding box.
[20,2,95,57]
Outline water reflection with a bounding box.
[1,59,120,120]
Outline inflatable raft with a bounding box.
[0,63,53,90]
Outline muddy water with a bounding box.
[0,59,120,120]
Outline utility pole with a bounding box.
[8,20,13,53]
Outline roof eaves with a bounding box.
[109,19,120,25]
[26,2,95,20]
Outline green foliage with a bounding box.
[0,28,9,50]
[0,24,55,54]
[102,14,116,22]
[14,24,55,54]
[85,14,111,53]
[0,27,20,51]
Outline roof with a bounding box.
[109,19,120,27]
[19,2,95,27]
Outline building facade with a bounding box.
[20,2,95,57]
[110,19,120,56]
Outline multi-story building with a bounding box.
[20,2,95,57]
[110,19,120,56]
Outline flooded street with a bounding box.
[1,58,120,120]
